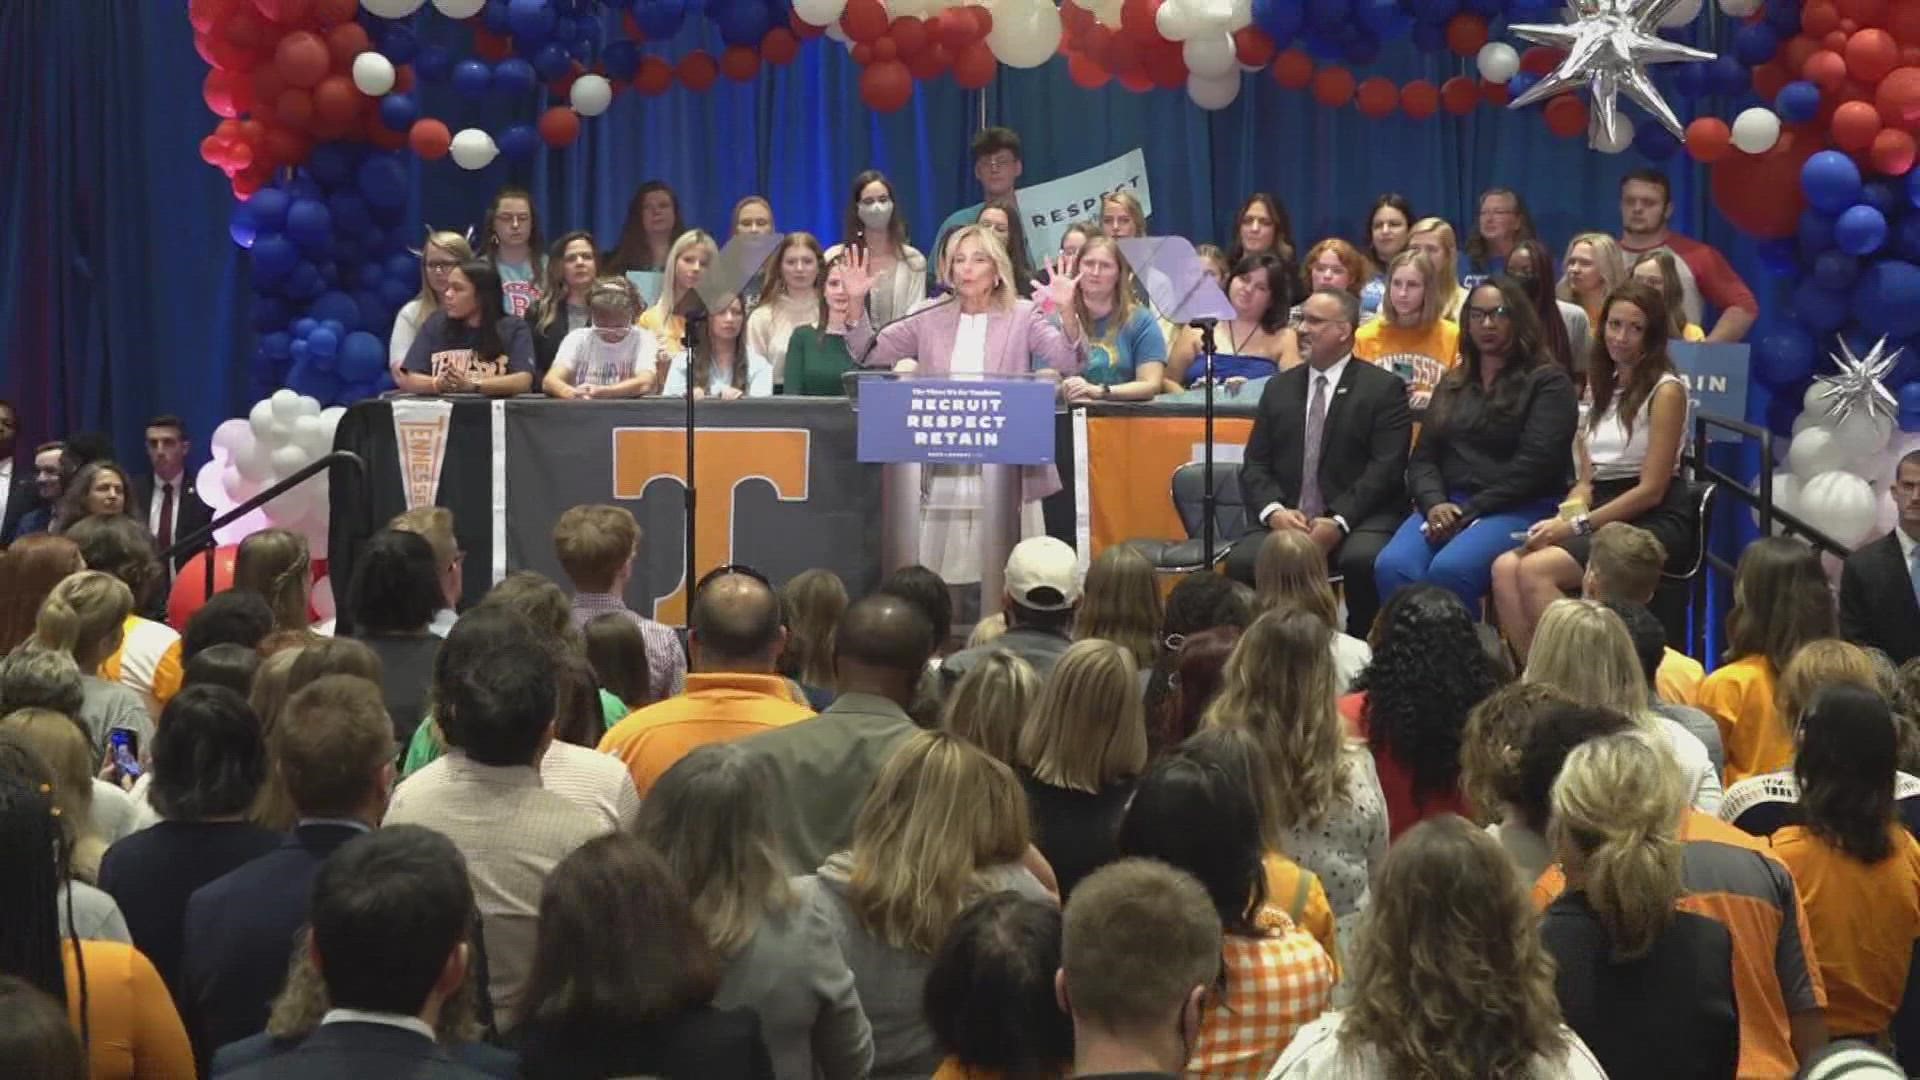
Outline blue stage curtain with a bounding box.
[1,3,1765,465]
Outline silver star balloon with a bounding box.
[1507,0,1716,147]
[1811,335,1902,425]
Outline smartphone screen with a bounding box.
[108,730,142,780]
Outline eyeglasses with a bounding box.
[979,154,1018,173]
[1465,306,1511,324]
[696,562,771,591]
[424,260,459,273]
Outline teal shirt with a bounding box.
[1075,306,1166,387]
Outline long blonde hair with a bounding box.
[1549,731,1687,960]
[1407,218,1461,316]
[1522,600,1649,719]
[1342,815,1570,1077]
[1775,639,1879,743]
[413,230,475,311]
[646,229,719,326]
[1072,545,1161,667]
[1383,249,1446,330]
[636,743,795,955]
[847,730,1031,954]
[0,707,105,881]
[940,650,1039,766]
[1253,530,1340,630]
[33,570,132,670]
[944,225,1019,312]
[1019,639,1148,794]
[1558,233,1628,309]
[1070,236,1139,338]
[248,646,307,831]
[233,529,312,633]
[1204,606,1347,828]
[777,569,847,690]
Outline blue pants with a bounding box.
[1374,500,1558,615]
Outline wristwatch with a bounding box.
[1100,383,1112,399]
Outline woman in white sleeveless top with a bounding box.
[1492,280,1693,659]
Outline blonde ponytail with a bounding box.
[1549,730,1686,961]
[33,571,134,670]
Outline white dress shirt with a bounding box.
[1256,354,1351,531]
[0,460,12,527]
[320,1008,437,1041]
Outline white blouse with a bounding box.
[747,292,824,386]
[1585,372,1685,482]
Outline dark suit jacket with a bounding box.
[212,1029,517,1078]
[215,1021,492,1079]
[133,472,215,568]
[1840,530,1920,665]
[183,823,370,1060]
[1,468,40,546]
[1239,357,1413,530]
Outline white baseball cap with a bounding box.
[1004,537,1081,612]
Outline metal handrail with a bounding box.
[161,450,368,600]
[1691,412,1853,562]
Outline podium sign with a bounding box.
[856,378,1058,465]
[1668,342,1751,443]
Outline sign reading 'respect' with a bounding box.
[856,379,1059,466]
[1015,149,1153,259]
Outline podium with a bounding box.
[846,371,1063,617]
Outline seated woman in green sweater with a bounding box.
[783,249,869,397]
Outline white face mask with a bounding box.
[858,199,894,229]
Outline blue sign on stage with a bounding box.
[856,378,1058,466]
[1668,342,1752,443]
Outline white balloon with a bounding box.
[1183,34,1237,77]
[1787,426,1854,480]
[1828,408,1893,465]
[1729,107,1781,155]
[319,406,346,448]
[1475,42,1519,83]
[987,0,1061,67]
[351,53,397,97]
[269,388,304,425]
[1800,470,1880,547]
[297,394,321,418]
[1877,488,1899,534]
[270,445,310,478]
[792,0,848,24]
[1802,382,1844,424]
[450,128,498,171]
[824,20,850,42]
[360,0,426,16]
[1227,0,1252,30]
[1186,70,1240,109]
[570,74,613,117]
[1658,0,1702,26]
[1718,0,1762,14]
[1753,470,1803,534]
[431,0,486,16]
[1155,0,1199,41]
[247,399,279,441]
[1590,112,1635,154]
[211,418,252,458]
[196,460,232,512]
[234,437,274,483]
[292,414,330,456]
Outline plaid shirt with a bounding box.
[569,593,686,704]
[1188,910,1336,1079]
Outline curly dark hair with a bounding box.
[1354,585,1502,803]
[1143,573,1253,737]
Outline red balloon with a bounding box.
[1477,78,1507,105]
[892,16,929,57]
[326,22,371,71]
[933,7,975,49]
[1356,76,1397,117]
[1872,127,1917,173]
[762,27,801,65]
[873,37,899,62]
[969,8,994,40]
[263,124,312,166]
[1118,67,1154,91]
[1752,59,1791,101]
[1825,29,1850,51]
[190,0,240,33]
[538,106,581,147]
[1710,128,1814,237]
[1803,2,1841,36]
[1271,48,1313,89]
[1686,116,1733,162]
[1145,40,1187,89]
[368,122,406,150]
[254,0,313,25]
[789,9,827,38]
[635,56,674,94]
[1440,74,1478,114]
[223,6,275,51]
[1445,13,1488,57]
[473,26,514,62]
[852,42,875,65]
[1893,4,1920,45]
[167,547,240,630]
[409,118,452,159]
[860,58,914,111]
[1906,45,1920,66]
[200,135,228,166]
[1877,65,1920,128]
[393,64,416,94]
[907,41,951,80]
[1848,28,1900,82]
[1400,79,1438,119]
[203,69,253,118]
[1783,33,1824,75]
[1119,0,1159,43]
[1833,98,1884,149]
[275,30,331,89]
[1543,94,1587,138]
[313,0,359,25]
[721,45,760,81]
[1082,24,1117,66]
[842,0,890,43]
[312,75,361,125]
[1233,27,1275,68]
[1519,46,1564,76]
[1067,52,1110,89]
[1804,48,1849,89]
[952,41,996,89]
[275,87,316,128]
[252,64,287,108]
[678,51,718,91]
[1311,66,1355,107]
[1839,0,1888,28]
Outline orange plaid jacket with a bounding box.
[1186,909,1337,1079]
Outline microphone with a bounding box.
[857,287,961,368]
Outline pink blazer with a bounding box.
[847,298,1084,500]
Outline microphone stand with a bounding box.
[681,309,708,608]
[1191,317,1220,567]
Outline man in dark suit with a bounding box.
[0,399,33,545]
[7,440,65,541]
[221,825,487,1080]
[1841,448,1920,665]
[182,676,395,1062]
[1226,289,1413,637]
[132,414,213,572]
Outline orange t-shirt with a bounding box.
[1770,824,1920,1039]
[1657,647,1705,707]
[1262,850,1338,976]
[1697,655,1791,785]
[63,940,195,1080]
[596,672,813,795]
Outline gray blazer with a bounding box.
[716,896,874,1080]
[744,693,922,876]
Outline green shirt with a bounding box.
[782,326,857,397]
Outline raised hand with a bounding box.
[840,246,876,303]
[1044,254,1081,311]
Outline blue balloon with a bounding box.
[247,188,292,233]
[1836,205,1889,256]
[1252,0,1305,40]
[327,191,373,239]
[1802,150,1864,214]
[1910,167,1920,209]
[293,317,319,338]
[1464,0,1501,15]
[1706,55,1750,96]
[603,40,641,80]
[484,0,513,30]
[509,0,558,40]
[568,17,603,59]
[252,299,293,332]
[452,59,493,98]
[493,57,538,96]
[356,156,408,210]
[230,202,260,250]
[1634,122,1678,162]
[381,275,416,308]
[261,332,294,361]
[498,124,540,160]
[1408,20,1446,52]
[353,290,391,330]
[415,45,454,83]
[1508,71,1539,99]
[377,25,418,63]
[306,143,360,188]
[1775,80,1821,124]
[322,318,347,340]
[338,331,388,382]
[1672,60,1709,100]
[531,41,571,79]
[385,252,419,281]
[310,292,363,333]
[1765,0,1803,34]
[1811,250,1860,291]
[716,1,772,46]
[1731,22,1779,67]
[1792,279,1850,333]
[251,236,300,282]
[1350,0,1404,37]
[1862,180,1902,219]
[631,0,688,38]
[312,338,340,372]
[285,199,334,257]
[1343,31,1380,64]
[1902,382,1920,433]
[1853,260,1920,338]
[378,92,419,132]
[1897,216,1920,261]
[291,339,312,365]
[283,176,324,203]
[1408,0,1456,20]
[307,327,340,359]
[356,263,386,291]
[1757,238,1800,278]
[1798,208,1837,254]
[1751,326,1817,387]
[1306,0,1351,26]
